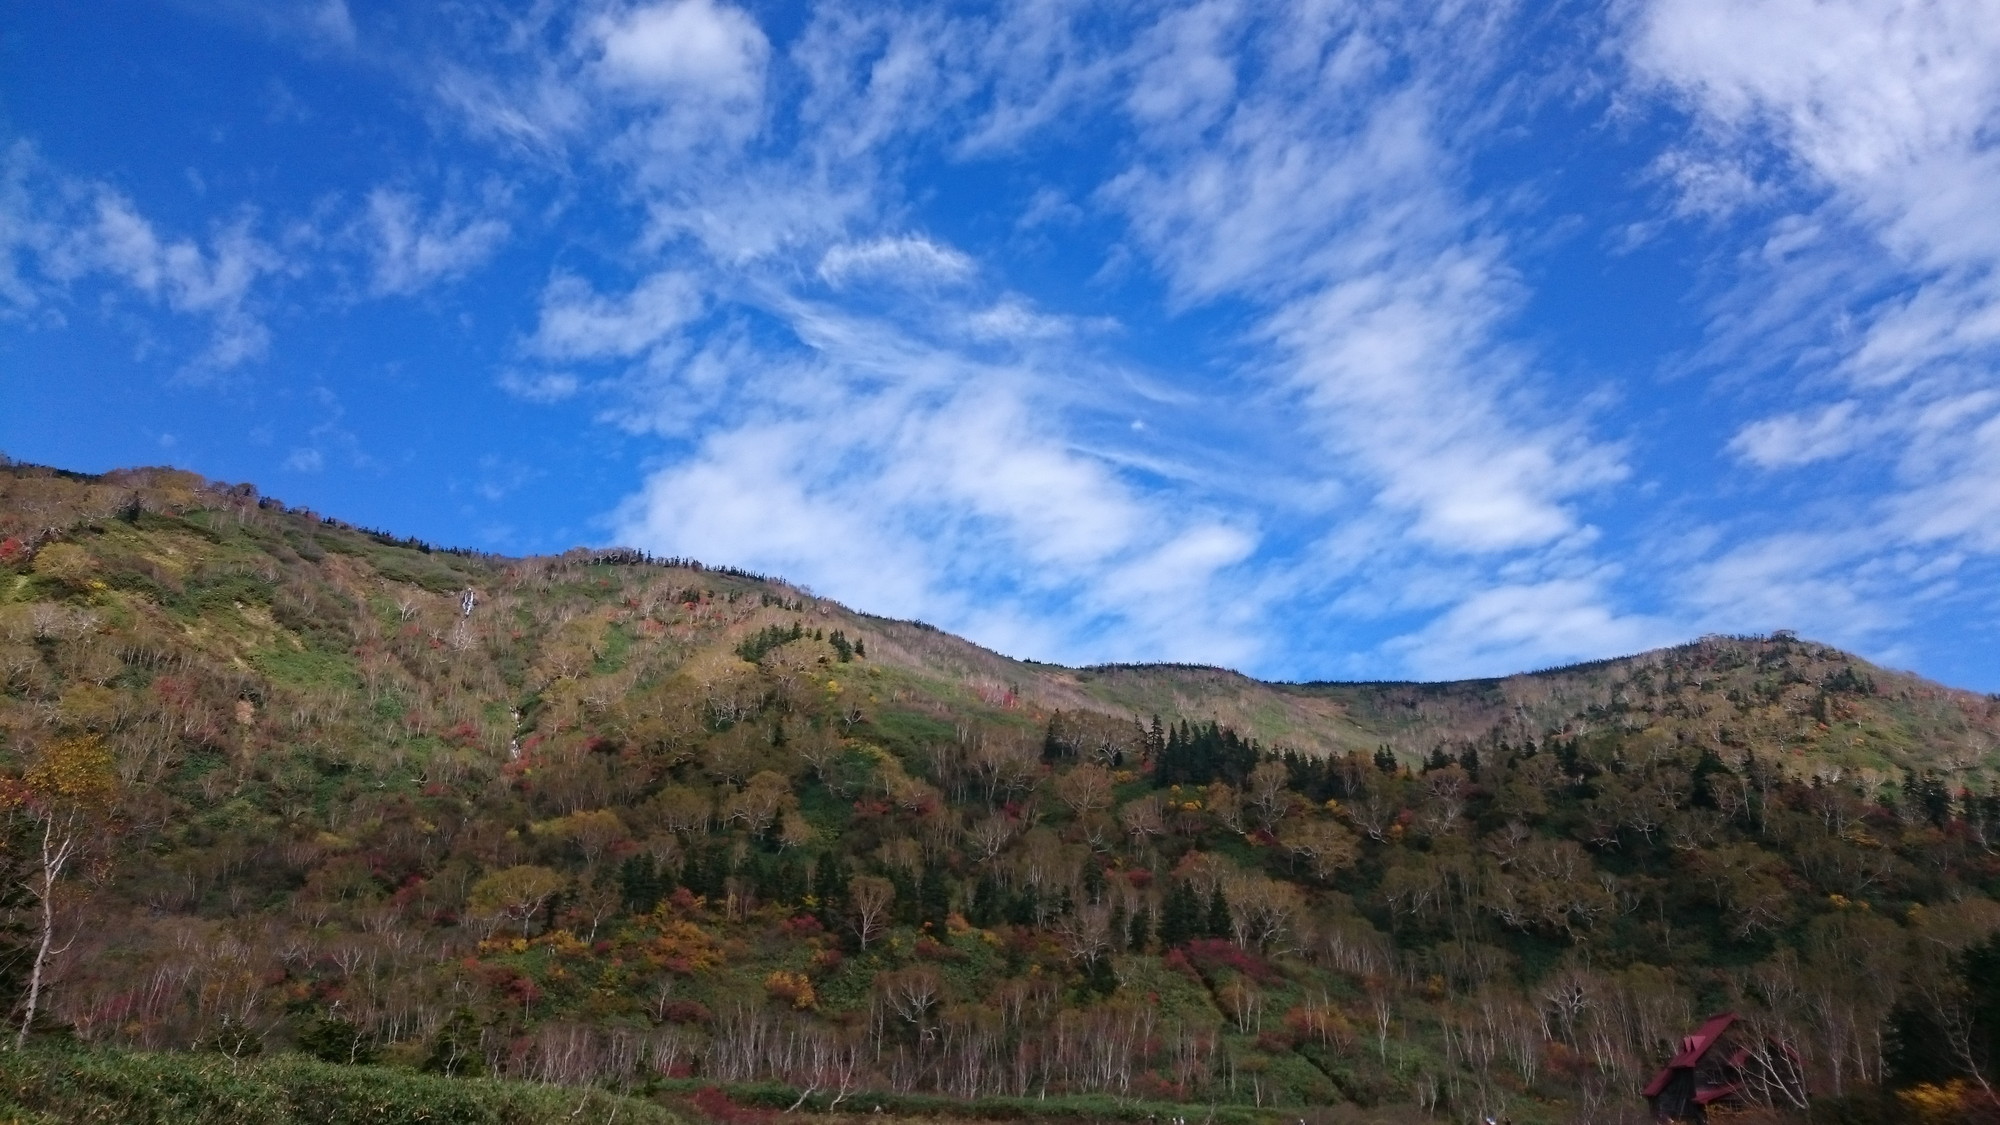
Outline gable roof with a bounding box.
[1642,1011,1742,1100]
[1669,1012,1739,1069]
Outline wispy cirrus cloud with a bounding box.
[1628,0,2000,652]
[441,0,1660,678]
[0,143,279,371]
[360,188,510,296]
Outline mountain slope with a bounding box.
[3,460,1999,1125]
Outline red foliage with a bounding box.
[1255,1029,1297,1052]
[779,913,824,936]
[851,799,891,820]
[913,936,965,962]
[688,1087,777,1125]
[0,537,23,562]
[1135,1074,1191,1102]
[1124,868,1154,889]
[388,875,428,907]
[811,947,844,972]
[660,999,714,1025]
[1182,938,1278,983]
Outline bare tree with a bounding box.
[847,875,895,950]
[9,734,118,1047]
[1053,764,1115,818]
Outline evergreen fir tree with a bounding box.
[919,864,951,931]
[812,854,849,928]
[1007,885,1040,927]
[1205,885,1232,939]
[1081,862,1106,905]
[773,856,805,905]
[619,854,662,914]
[1128,905,1151,952]
[970,871,1002,928]
[1159,883,1197,948]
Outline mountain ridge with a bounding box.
[5,458,1995,787]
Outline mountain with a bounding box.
[2,460,1997,1125]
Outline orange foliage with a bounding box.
[646,919,725,975]
[763,970,816,1010]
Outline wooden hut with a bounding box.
[1642,1012,1748,1122]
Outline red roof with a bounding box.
[1669,1012,1738,1068]
[1642,1012,1741,1101]
[1694,1081,1743,1106]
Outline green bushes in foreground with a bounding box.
[0,1045,680,1125]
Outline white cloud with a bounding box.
[817,236,973,288]
[362,188,509,295]
[530,271,701,361]
[1630,0,2000,639]
[1648,148,1767,220]
[1391,577,1676,680]
[1682,532,1897,643]
[1269,250,1624,553]
[608,296,1270,667]
[1124,0,1241,140]
[593,0,769,102]
[1107,6,1623,567]
[7,162,281,369]
[1729,400,1867,467]
[1630,0,2000,384]
[497,370,580,403]
[963,298,1098,342]
[433,66,588,158]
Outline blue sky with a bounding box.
[6,0,2000,688]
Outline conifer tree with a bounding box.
[1205,885,1232,940]
[1128,905,1151,952]
[1159,882,1197,948]
[970,871,1001,927]
[918,864,951,931]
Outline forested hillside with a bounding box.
[4,461,2000,1124]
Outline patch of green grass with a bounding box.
[865,709,959,759]
[254,647,362,692]
[596,622,633,675]
[0,1044,679,1125]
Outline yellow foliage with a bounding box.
[55,684,121,731]
[31,542,95,588]
[536,929,590,957]
[646,919,724,974]
[765,969,817,1010]
[1898,1080,1991,1125]
[25,734,118,814]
